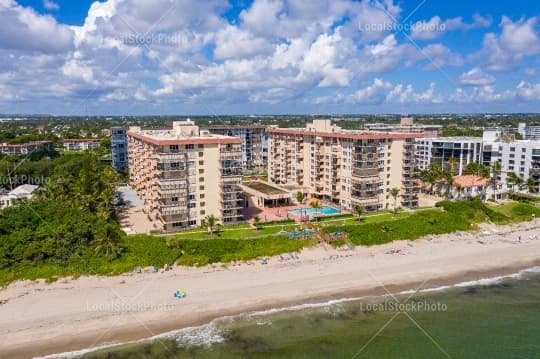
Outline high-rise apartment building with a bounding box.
[127,120,243,232]
[267,120,419,212]
[415,137,483,175]
[489,140,540,192]
[205,125,268,169]
[111,127,129,172]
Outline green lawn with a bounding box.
[2,199,539,286]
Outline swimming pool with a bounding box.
[289,206,341,216]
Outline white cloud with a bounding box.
[458,67,496,86]
[43,0,59,11]
[0,0,73,53]
[472,16,540,72]
[410,14,492,40]
[516,81,540,101]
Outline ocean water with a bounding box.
[56,268,540,359]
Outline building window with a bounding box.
[200,210,205,215]
[199,160,204,165]
[198,144,204,149]
[200,193,205,198]
[171,162,180,169]
[171,197,179,202]
[188,220,197,226]
[199,169,204,174]
[199,177,204,182]
[188,203,196,208]
[172,222,183,228]
[170,144,179,152]
[200,202,205,207]
[186,144,195,150]
[189,194,195,200]
[200,185,205,191]
[199,152,204,157]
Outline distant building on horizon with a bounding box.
[0,141,53,155]
[363,117,442,138]
[111,127,128,172]
[518,123,540,140]
[62,138,101,151]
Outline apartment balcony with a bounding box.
[159,205,189,216]
[352,167,379,178]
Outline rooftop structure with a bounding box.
[518,122,540,140]
[0,184,39,209]
[0,141,53,155]
[415,137,483,175]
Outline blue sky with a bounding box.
[1,0,540,115]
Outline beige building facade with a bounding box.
[127,120,243,232]
[267,120,420,212]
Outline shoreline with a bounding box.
[1,220,540,358]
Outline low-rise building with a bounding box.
[432,175,504,201]
[127,120,244,232]
[62,138,101,151]
[415,137,483,175]
[0,141,54,155]
[363,117,442,138]
[267,120,420,212]
[0,184,39,209]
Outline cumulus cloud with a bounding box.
[43,0,59,11]
[471,16,540,72]
[0,0,73,53]
[410,14,492,40]
[458,67,496,86]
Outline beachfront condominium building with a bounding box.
[518,123,540,140]
[206,125,268,169]
[267,120,420,212]
[363,117,442,138]
[111,127,128,172]
[489,140,540,192]
[415,137,483,175]
[127,120,244,232]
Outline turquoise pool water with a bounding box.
[289,206,341,215]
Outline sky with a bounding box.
[0,0,539,115]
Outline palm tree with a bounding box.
[526,176,538,193]
[463,162,490,193]
[310,200,321,221]
[354,204,364,222]
[447,156,459,175]
[94,225,121,258]
[203,214,219,237]
[443,171,455,198]
[455,184,464,200]
[506,172,525,194]
[490,160,502,200]
[253,214,261,230]
[389,187,400,213]
[295,191,305,204]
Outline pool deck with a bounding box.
[242,202,344,224]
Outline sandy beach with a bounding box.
[1,220,540,359]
